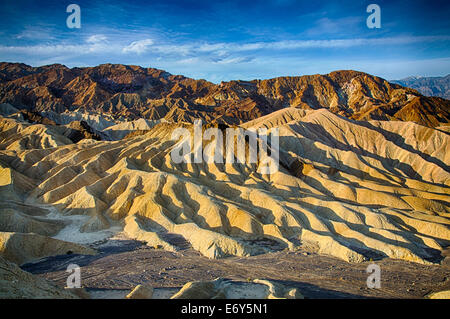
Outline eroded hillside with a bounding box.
[0,108,448,266]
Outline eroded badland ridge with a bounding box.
[0,62,449,299]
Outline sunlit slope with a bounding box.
[0,109,449,264]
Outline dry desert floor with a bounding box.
[21,233,450,299]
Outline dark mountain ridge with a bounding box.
[0,62,449,127]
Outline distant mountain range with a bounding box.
[392,75,450,100]
[0,62,449,128]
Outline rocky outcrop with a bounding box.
[170,278,303,299]
[427,290,450,299]
[63,120,103,143]
[0,232,96,265]
[0,255,80,299]
[126,284,154,299]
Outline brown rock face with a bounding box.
[0,63,448,127]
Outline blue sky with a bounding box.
[0,0,449,82]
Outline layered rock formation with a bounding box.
[0,107,448,265]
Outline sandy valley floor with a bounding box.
[22,234,450,299]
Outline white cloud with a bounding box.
[15,26,56,40]
[222,36,450,52]
[304,17,363,36]
[0,42,121,57]
[86,34,108,44]
[174,57,202,64]
[1,35,448,58]
[214,56,254,64]
[122,39,154,54]
[1,34,449,80]
[137,35,450,58]
[197,43,228,52]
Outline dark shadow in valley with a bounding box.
[21,239,144,275]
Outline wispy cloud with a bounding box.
[196,36,450,53]
[303,17,363,36]
[1,35,448,58]
[150,35,450,56]
[0,34,449,81]
[15,25,56,41]
[86,34,108,44]
[213,56,254,64]
[122,39,154,54]
[0,43,118,55]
